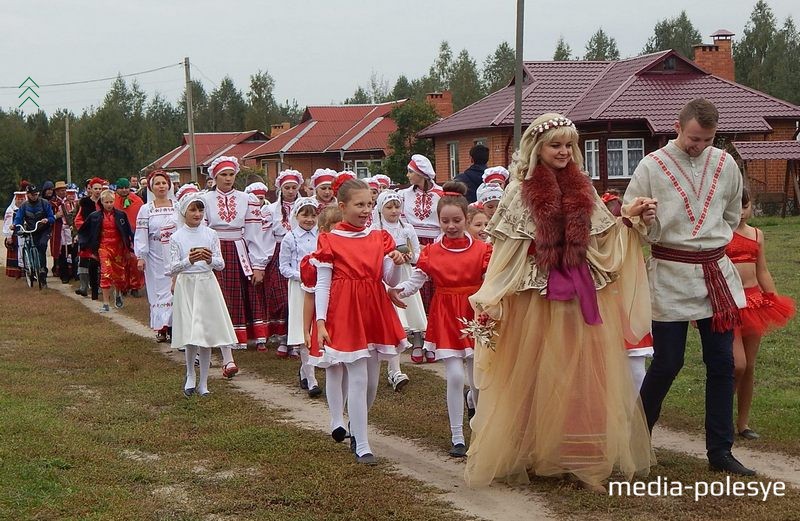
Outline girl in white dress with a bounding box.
[372,190,427,389]
[169,193,237,397]
[279,197,321,398]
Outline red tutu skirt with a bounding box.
[739,286,796,337]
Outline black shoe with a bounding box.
[183,387,195,398]
[709,453,756,476]
[331,427,347,443]
[299,372,308,390]
[355,453,377,465]
[131,289,141,298]
[738,428,761,440]
[307,385,322,398]
[465,389,475,420]
[449,443,467,457]
[75,288,88,296]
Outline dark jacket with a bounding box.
[79,208,134,254]
[454,163,487,203]
[13,198,54,236]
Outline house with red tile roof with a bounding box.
[418,31,800,205]
[141,130,268,185]
[244,100,406,187]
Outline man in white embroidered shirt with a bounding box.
[624,98,753,476]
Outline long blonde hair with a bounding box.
[509,113,584,181]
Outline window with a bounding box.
[607,138,644,177]
[448,142,459,177]
[354,159,382,178]
[585,140,599,178]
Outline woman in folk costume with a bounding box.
[372,174,392,193]
[390,182,492,457]
[244,181,269,207]
[74,178,106,300]
[262,169,302,355]
[168,192,238,397]
[113,177,145,296]
[464,114,656,492]
[312,178,408,464]
[311,168,338,213]
[364,177,380,228]
[279,196,322,397]
[202,156,271,376]
[372,190,426,385]
[134,171,178,343]
[3,191,27,278]
[398,154,442,353]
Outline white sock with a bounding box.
[346,358,372,456]
[326,364,346,431]
[387,354,402,377]
[465,357,478,408]
[184,346,198,390]
[198,348,211,394]
[629,355,647,397]
[444,357,466,445]
[220,346,234,366]
[367,354,380,409]
[299,346,318,388]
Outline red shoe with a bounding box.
[276,345,289,358]
[222,362,239,378]
[256,342,267,352]
[424,350,436,363]
[410,347,424,364]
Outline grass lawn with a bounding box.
[657,216,800,456]
[0,275,464,521]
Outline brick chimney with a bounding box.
[426,91,453,119]
[270,122,291,139]
[693,29,735,82]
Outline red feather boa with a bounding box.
[522,161,596,270]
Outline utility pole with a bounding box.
[65,114,72,185]
[514,0,525,149]
[184,57,198,183]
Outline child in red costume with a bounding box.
[725,188,795,440]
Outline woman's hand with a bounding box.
[627,197,658,225]
[137,258,145,271]
[188,249,204,264]
[252,269,265,285]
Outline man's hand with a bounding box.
[137,258,145,272]
[627,197,658,225]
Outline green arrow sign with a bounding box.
[18,76,40,88]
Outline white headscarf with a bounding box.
[289,197,319,231]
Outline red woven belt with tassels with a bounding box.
[651,244,742,333]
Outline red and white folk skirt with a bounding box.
[215,240,267,345]
[264,241,288,337]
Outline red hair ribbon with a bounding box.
[443,191,463,197]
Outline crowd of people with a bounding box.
[2,98,795,491]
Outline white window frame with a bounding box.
[607,138,644,178]
[354,159,382,179]
[473,137,488,146]
[448,142,459,178]
[585,139,599,179]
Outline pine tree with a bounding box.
[383,100,438,183]
[482,42,516,93]
[642,11,702,58]
[583,28,620,60]
[734,0,777,92]
[553,36,573,60]
[244,70,277,132]
[449,49,484,111]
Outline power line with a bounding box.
[0,62,183,89]
[191,62,219,89]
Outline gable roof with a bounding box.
[142,131,268,172]
[733,140,800,161]
[245,101,404,158]
[418,51,800,138]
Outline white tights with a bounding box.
[346,355,381,456]
[628,355,647,399]
[387,354,402,376]
[442,357,476,445]
[184,346,211,394]
[325,364,348,432]
[298,345,318,388]
[220,346,234,366]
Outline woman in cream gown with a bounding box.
[465,113,656,491]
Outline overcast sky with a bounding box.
[1,0,797,116]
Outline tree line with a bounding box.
[1,1,797,195]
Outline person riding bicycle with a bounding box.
[13,184,55,286]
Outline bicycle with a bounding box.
[15,222,45,290]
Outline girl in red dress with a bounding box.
[312,179,407,464]
[725,188,795,440]
[390,182,492,457]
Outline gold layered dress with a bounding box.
[465,179,656,488]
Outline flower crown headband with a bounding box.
[532,117,575,136]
